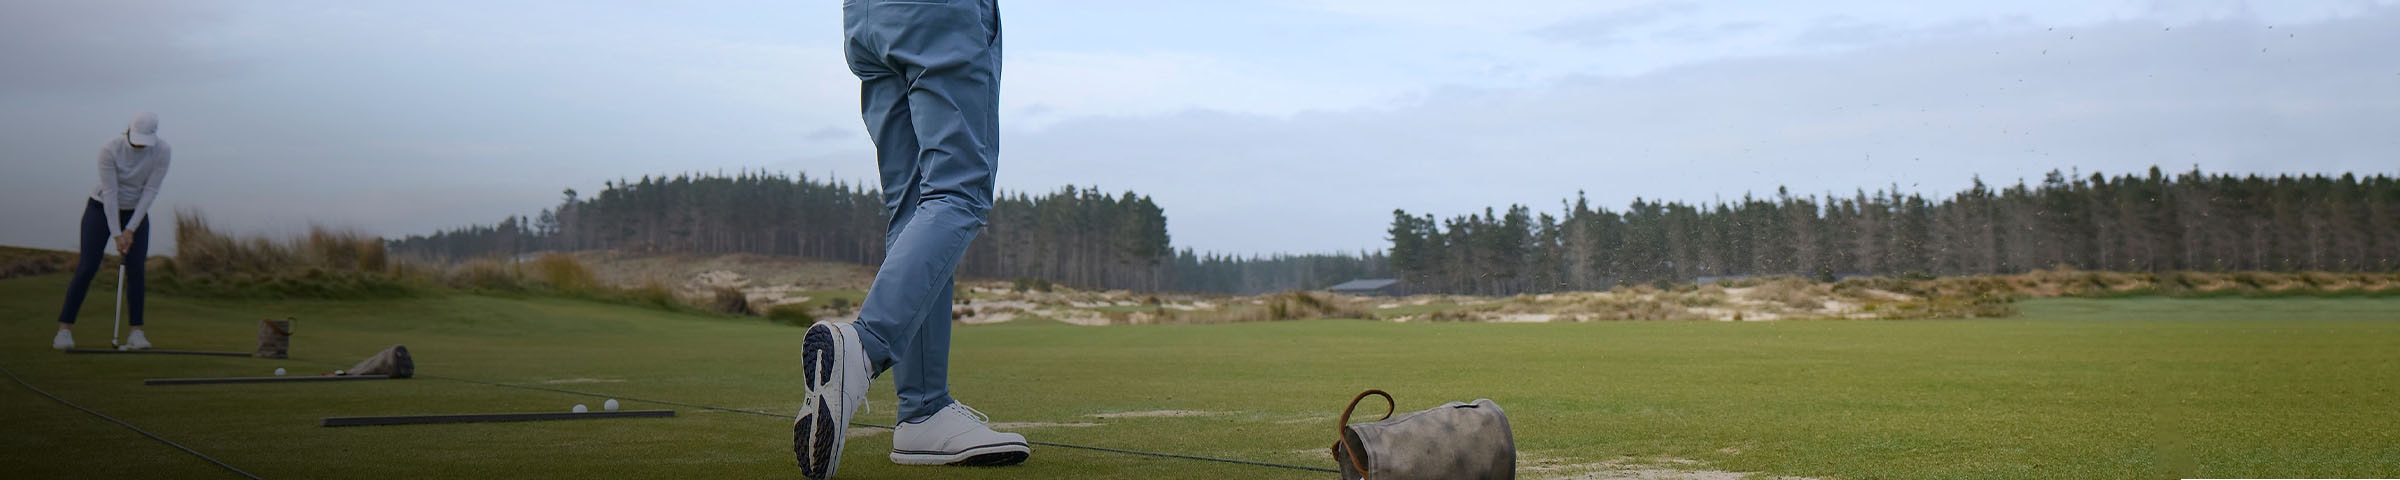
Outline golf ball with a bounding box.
[603,399,620,412]
[333,370,345,376]
[274,368,286,376]
[572,404,589,413]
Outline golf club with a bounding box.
[110,264,124,348]
[145,374,395,386]
[64,349,249,357]
[319,410,674,427]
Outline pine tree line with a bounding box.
[1389,167,2400,295]
[962,186,1173,291]
[1170,250,1391,295]
[385,173,1206,292]
[388,172,885,264]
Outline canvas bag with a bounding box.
[1330,390,1516,480]
[255,318,293,359]
[347,345,414,378]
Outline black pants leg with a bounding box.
[55,199,147,326]
[120,208,149,327]
[55,200,108,325]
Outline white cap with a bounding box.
[127,112,160,147]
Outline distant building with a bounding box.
[1326,278,1403,296]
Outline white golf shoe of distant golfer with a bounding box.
[891,402,1031,466]
[52,330,73,350]
[126,330,151,350]
[795,321,871,479]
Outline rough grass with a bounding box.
[784,289,866,313]
[151,212,733,317]
[526,254,599,293]
[763,302,816,327]
[1370,270,2398,323]
[158,208,420,299]
[5,270,2400,479]
[1371,279,2002,322]
[569,250,878,292]
[705,286,753,316]
[1168,291,1370,324]
[371,249,2397,326]
[0,245,81,280]
[1851,268,2400,300]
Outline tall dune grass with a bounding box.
[157,209,414,298]
[0,246,81,280]
[157,209,719,314]
[1162,290,1372,324]
[1842,268,2400,300]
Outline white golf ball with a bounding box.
[274,368,286,376]
[333,370,345,376]
[603,399,620,412]
[572,404,589,413]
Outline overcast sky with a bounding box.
[4,0,2395,256]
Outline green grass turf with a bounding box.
[4,272,2399,479]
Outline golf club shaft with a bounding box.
[112,264,124,346]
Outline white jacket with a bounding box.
[89,133,172,238]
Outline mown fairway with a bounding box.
[3,271,2397,479]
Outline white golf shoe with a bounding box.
[126,330,151,350]
[795,321,870,479]
[891,402,1030,467]
[52,330,73,350]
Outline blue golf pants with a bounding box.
[59,199,149,326]
[842,0,1001,423]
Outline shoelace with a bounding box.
[952,402,991,424]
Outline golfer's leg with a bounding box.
[847,0,995,371]
[848,23,924,373]
[55,201,109,326]
[869,200,980,422]
[883,0,999,423]
[859,43,924,251]
[902,0,1000,221]
[124,215,149,327]
[891,277,955,421]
